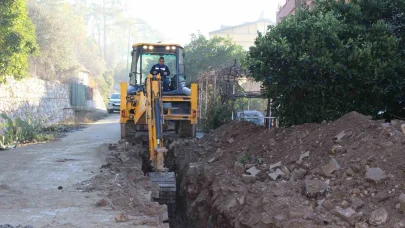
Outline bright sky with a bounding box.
[125,0,282,46]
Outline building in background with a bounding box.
[209,18,274,51]
[277,0,350,23]
[276,0,315,23]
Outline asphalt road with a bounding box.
[0,114,135,228]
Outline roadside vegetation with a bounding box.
[245,0,405,127]
[0,110,108,150]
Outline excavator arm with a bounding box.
[145,73,167,171]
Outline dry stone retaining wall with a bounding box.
[0,77,106,132]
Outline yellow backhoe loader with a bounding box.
[119,43,198,206]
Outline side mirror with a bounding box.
[182,52,185,58]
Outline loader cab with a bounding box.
[128,43,186,95]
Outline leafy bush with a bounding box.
[0,0,38,83]
[0,114,45,149]
[202,100,233,130]
[245,0,405,127]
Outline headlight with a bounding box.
[143,45,148,49]
[149,46,154,50]
[171,46,176,50]
[166,46,170,50]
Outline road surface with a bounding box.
[0,114,133,228]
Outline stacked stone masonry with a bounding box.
[0,77,106,132]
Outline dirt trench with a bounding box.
[163,112,405,228]
[110,133,230,228]
[84,111,405,228]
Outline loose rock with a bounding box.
[401,124,405,135]
[242,174,256,183]
[303,212,316,220]
[398,193,405,212]
[304,179,330,197]
[393,221,405,228]
[246,166,261,177]
[273,214,287,227]
[372,191,390,203]
[368,208,389,226]
[350,197,365,210]
[321,199,334,211]
[268,168,284,181]
[331,144,347,154]
[288,211,304,219]
[322,158,341,176]
[341,200,350,208]
[233,162,245,175]
[346,168,355,176]
[291,168,307,181]
[269,161,282,170]
[335,131,346,141]
[115,213,128,222]
[365,168,387,183]
[96,199,108,207]
[355,222,369,228]
[207,157,216,163]
[331,207,357,224]
[297,151,310,164]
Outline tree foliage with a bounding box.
[184,33,246,83]
[0,0,37,83]
[245,0,405,127]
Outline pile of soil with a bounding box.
[75,136,170,228]
[168,112,405,228]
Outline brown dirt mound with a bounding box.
[169,111,405,228]
[75,137,169,228]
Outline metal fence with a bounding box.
[70,82,93,107]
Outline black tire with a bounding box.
[107,109,113,113]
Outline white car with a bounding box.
[107,93,120,113]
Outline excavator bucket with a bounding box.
[148,171,177,204]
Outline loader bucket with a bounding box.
[148,171,177,205]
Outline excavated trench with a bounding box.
[138,135,232,228]
[164,137,232,228]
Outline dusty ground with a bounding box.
[167,112,405,228]
[75,133,170,228]
[0,114,157,228]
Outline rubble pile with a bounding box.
[169,112,405,228]
[76,138,169,228]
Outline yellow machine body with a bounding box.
[119,43,198,206]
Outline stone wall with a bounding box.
[0,77,106,132]
[87,89,106,110]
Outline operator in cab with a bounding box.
[150,57,170,91]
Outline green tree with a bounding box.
[0,0,37,83]
[184,33,246,83]
[245,0,405,127]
